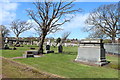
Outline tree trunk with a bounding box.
[38,33,46,54]
[111,36,116,43]
[111,32,116,43]
[16,35,19,45]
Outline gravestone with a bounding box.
[4,44,9,49]
[58,43,63,53]
[0,27,4,49]
[45,40,54,54]
[75,39,108,66]
[5,38,8,43]
[46,45,50,50]
[9,41,13,46]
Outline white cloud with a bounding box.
[46,13,89,38]
[60,13,89,32]
[0,0,18,25]
[22,13,89,37]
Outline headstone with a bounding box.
[58,44,63,53]
[5,38,8,43]
[0,27,4,49]
[31,40,33,45]
[75,39,109,66]
[9,41,13,46]
[45,40,55,54]
[46,45,50,50]
[4,44,9,49]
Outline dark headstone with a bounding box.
[58,45,63,53]
[4,44,9,49]
[46,45,50,50]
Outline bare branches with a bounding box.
[85,3,119,43]
[10,19,32,38]
[26,0,81,53]
[61,31,71,43]
[0,25,10,37]
[27,0,81,35]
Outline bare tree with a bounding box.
[34,27,42,40]
[10,19,32,43]
[87,27,108,39]
[85,3,120,43]
[61,31,71,43]
[0,25,10,37]
[26,0,81,54]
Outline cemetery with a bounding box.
[0,21,120,78]
[1,0,120,79]
[1,39,119,78]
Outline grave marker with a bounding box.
[75,39,109,66]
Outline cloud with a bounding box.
[46,13,89,38]
[19,13,89,37]
[59,13,89,32]
[0,0,18,25]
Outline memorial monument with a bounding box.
[75,39,109,66]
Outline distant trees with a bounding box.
[85,3,120,43]
[0,25,10,37]
[26,0,81,54]
[10,19,32,44]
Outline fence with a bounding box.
[104,43,120,55]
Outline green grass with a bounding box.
[1,45,119,78]
[2,57,59,78]
[2,45,39,58]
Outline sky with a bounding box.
[0,0,118,39]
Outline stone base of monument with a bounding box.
[30,47,35,50]
[23,50,38,58]
[45,50,54,54]
[75,59,109,66]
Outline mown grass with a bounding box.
[2,57,60,78]
[1,45,119,78]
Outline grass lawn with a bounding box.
[1,45,119,78]
[2,57,60,78]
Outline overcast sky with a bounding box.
[0,0,118,39]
